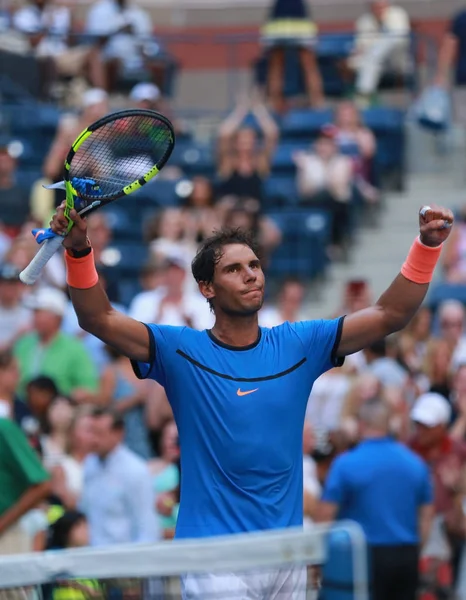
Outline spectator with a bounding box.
[0,349,34,432]
[442,204,466,283]
[436,7,466,126]
[319,398,433,600]
[221,200,282,267]
[410,392,466,591]
[14,287,98,400]
[260,0,324,111]
[293,128,354,257]
[12,0,106,99]
[363,338,409,388]
[399,306,433,372]
[41,396,74,470]
[423,339,454,400]
[0,414,51,554]
[148,419,180,539]
[339,372,382,441]
[46,510,103,600]
[145,207,198,274]
[46,509,89,550]
[348,1,411,106]
[0,137,31,237]
[50,408,94,510]
[26,376,58,432]
[306,367,351,434]
[0,263,32,350]
[451,364,466,442]
[182,177,223,245]
[79,407,160,546]
[99,346,152,459]
[129,256,213,330]
[85,0,153,92]
[41,88,109,185]
[260,277,307,327]
[217,95,278,203]
[129,81,182,136]
[332,102,379,203]
[437,300,466,368]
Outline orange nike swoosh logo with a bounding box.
[237,388,259,397]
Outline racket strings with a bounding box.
[69,115,173,199]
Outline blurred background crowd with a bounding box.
[1,0,466,598]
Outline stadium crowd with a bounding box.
[1,0,466,599]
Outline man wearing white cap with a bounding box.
[410,392,466,594]
[13,288,98,401]
[130,82,161,110]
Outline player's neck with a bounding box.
[211,314,260,348]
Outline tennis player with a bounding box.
[51,202,452,599]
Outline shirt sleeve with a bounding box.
[321,456,347,506]
[131,324,185,388]
[289,316,345,376]
[2,421,50,488]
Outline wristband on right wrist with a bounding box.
[401,236,442,284]
[65,248,99,289]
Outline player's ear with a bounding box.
[198,281,215,303]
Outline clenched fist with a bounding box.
[419,204,454,247]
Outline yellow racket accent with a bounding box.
[72,129,92,152]
[122,165,160,195]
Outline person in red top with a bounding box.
[410,392,466,596]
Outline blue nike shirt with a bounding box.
[132,317,344,539]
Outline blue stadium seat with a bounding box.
[280,109,333,140]
[170,141,216,177]
[271,142,308,174]
[427,283,466,312]
[266,208,331,278]
[104,242,149,277]
[128,178,186,208]
[103,205,142,241]
[362,107,405,132]
[262,175,299,206]
[118,278,143,308]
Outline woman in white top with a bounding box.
[293,128,354,255]
[50,407,95,509]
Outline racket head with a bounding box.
[63,109,175,211]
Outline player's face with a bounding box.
[203,244,265,316]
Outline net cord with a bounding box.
[0,523,367,596]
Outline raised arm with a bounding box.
[51,205,151,363]
[336,205,454,358]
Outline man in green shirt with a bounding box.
[0,416,51,554]
[14,287,98,400]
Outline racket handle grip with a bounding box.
[19,235,64,285]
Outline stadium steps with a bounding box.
[308,122,466,318]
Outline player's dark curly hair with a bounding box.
[191,229,259,309]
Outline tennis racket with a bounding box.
[20,109,175,285]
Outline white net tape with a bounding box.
[0,522,368,600]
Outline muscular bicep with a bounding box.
[336,273,429,357]
[336,306,388,357]
[96,310,152,363]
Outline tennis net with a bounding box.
[0,522,368,600]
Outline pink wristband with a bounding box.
[65,249,99,289]
[401,236,442,284]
